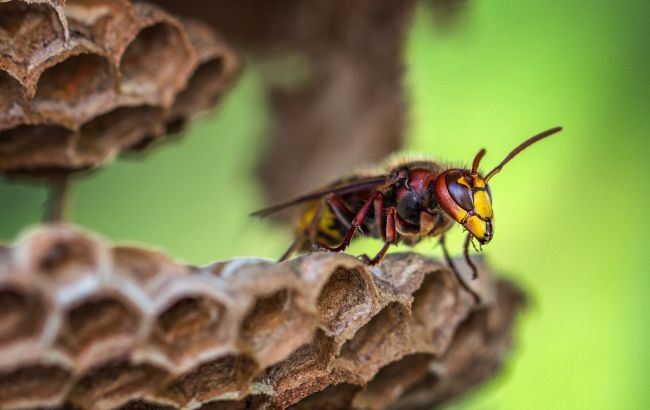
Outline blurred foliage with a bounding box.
[0,0,648,409]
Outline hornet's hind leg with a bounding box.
[278,199,326,262]
[317,191,383,254]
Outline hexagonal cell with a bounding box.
[287,383,360,410]
[165,355,258,405]
[0,364,72,409]
[0,1,67,87]
[352,353,433,409]
[77,105,164,161]
[18,226,101,282]
[168,57,224,127]
[410,272,466,353]
[31,53,116,127]
[151,294,228,365]
[164,17,239,135]
[112,246,186,285]
[317,267,376,340]
[120,22,192,106]
[261,330,338,406]
[0,124,76,172]
[339,302,411,382]
[239,288,315,366]
[65,0,136,59]
[0,71,26,130]
[0,286,47,348]
[57,295,141,367]
[69,360,169,410]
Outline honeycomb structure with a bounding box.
[0,0,240,175]
[0,225,524,409]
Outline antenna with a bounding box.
[485,126,563,182]
[471,148,486,175]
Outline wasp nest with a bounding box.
[0,0,239,175]
[0,225,524,409]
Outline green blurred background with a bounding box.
[1,0,648,409]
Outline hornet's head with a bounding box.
[435,167,493,244]
[434,126,563,245]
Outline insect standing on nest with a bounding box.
[253,127,562,302]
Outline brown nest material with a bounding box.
[0,0,240,175]
[0,225,524,409]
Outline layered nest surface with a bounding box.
[0,225,524,409]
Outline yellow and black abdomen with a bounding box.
[295,200,348,251]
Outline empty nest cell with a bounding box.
[151,294,228,365]
[0,124,76,172]
[0,286,48,348]
[112,246,186,285]
[0,1,67,86]
[168,57,225,129]
[56,294,142,367]
[317,267,376,340]
[239,288,315,367]
[119,22,192,105]
[18,226,102,283]
[259,330,338,407]
[64,0,136,60]
[338,302,412,382]
[78,105,164,159]
[31,53,116,127]
[164,354,259,405]
[0,364,72,409]
[68,359,170,410]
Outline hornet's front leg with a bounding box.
[358,207,397,266]
[439,234,481,304]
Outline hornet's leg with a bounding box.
[439,234,481,304]
[326,194,355,230]
[279,238,304,262]
[359,207,396,265]
[317,191,382,253]
[373,193,385,239]
[279,199,326,262]
[463,233,479,280]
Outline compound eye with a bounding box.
[486,184,492,201]
[446,172,473,211]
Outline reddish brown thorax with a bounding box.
[393,169,438,232]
